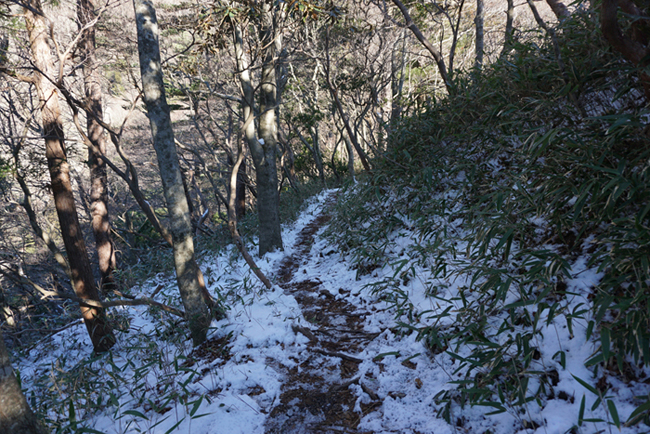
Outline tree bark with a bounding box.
[133,0,222,346]
[236,157,246,219]
[255,1,283,256]
[546,0,570,20]
[233,20,283,256]
[500,0,515,60]
[228,139,272,289]
[601,0,650,100]
[344,136,355,181]
[390,0,452,94]
[0,331,47,434]
[390,30,407,125]
[475,0,484,70]
[78,0,116,293]
[24,0,115,353]
[323,29,371,172]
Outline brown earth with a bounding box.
[264,192,382,434]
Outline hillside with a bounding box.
[2,0,650,433]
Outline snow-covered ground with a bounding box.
[15,189,650,433]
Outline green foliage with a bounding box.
[0,156,10,194]
[326,6,650,429]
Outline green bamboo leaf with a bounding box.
[601,327,611,362]
[189,395,204,417]
[123,410,149,420]
[572,374,598,395]
[625,399,650,426]
[578,394,585,426]
[607,399,620,429]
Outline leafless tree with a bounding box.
[133,0,222,345]
[77,0,116,292]
[0,331,46,434]
[22,0,115,352]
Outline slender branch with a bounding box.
[388,0,452,93]
[0,266,185,318]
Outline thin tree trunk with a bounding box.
[255,2,283,256]
[448,0,466,74]
[78,0,116,293]
[601,0,650,100]
[344,136,355,181]
[546,0,570,20]
[0,331,47,434]
[500,0,515,59]
[24,0,115,353]
[133,0,222,346]
[475,0,484,70]
[234,20,283,256]
[228,138,272,289]
[390,0,452,94]
[324,29,371,172]
[236,156,246,219]
[390,30,407,125]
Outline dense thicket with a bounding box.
[326,6,650,426]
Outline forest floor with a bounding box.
[15,189,650,434]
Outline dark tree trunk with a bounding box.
[390,30,407,125]
[233,19,283,257]
[475,0,484,70]
[236,157,246,219]
[24,0,115,353]
[601,0,650,101]
[78,0,116,293]
[0,331,47,434]
[500,0,515,59]
[546,0,570,20]
[390,0,452,94]
[133,0,222,346]
[255,1,283,256]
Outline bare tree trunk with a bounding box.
[78,0,116,293]
[601,0,650,101]
[255,2,283,256]
[390,30,407,125]
[228,138,272,289]
[475,0,484,70]
[24,0,115,353]
[344,136,355,181]
[0,331,46,434]
[500,0,515,59]
[546,0,570,20]
[233,18,283,256]
[324,29,371,172]
[390,0,452,94]
[236,157,246,219]
[133,0,222,346]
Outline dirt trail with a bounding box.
[264,193,381,434]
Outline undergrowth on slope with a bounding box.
[326,6,650,431]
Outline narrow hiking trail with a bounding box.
[265,192,383,433]
[18,189,634,434]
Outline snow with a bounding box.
[14,188,650,433]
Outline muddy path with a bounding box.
[264,193,382,434]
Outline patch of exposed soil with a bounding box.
[265,193,381,434]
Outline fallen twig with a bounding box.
[313,348,362,363]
